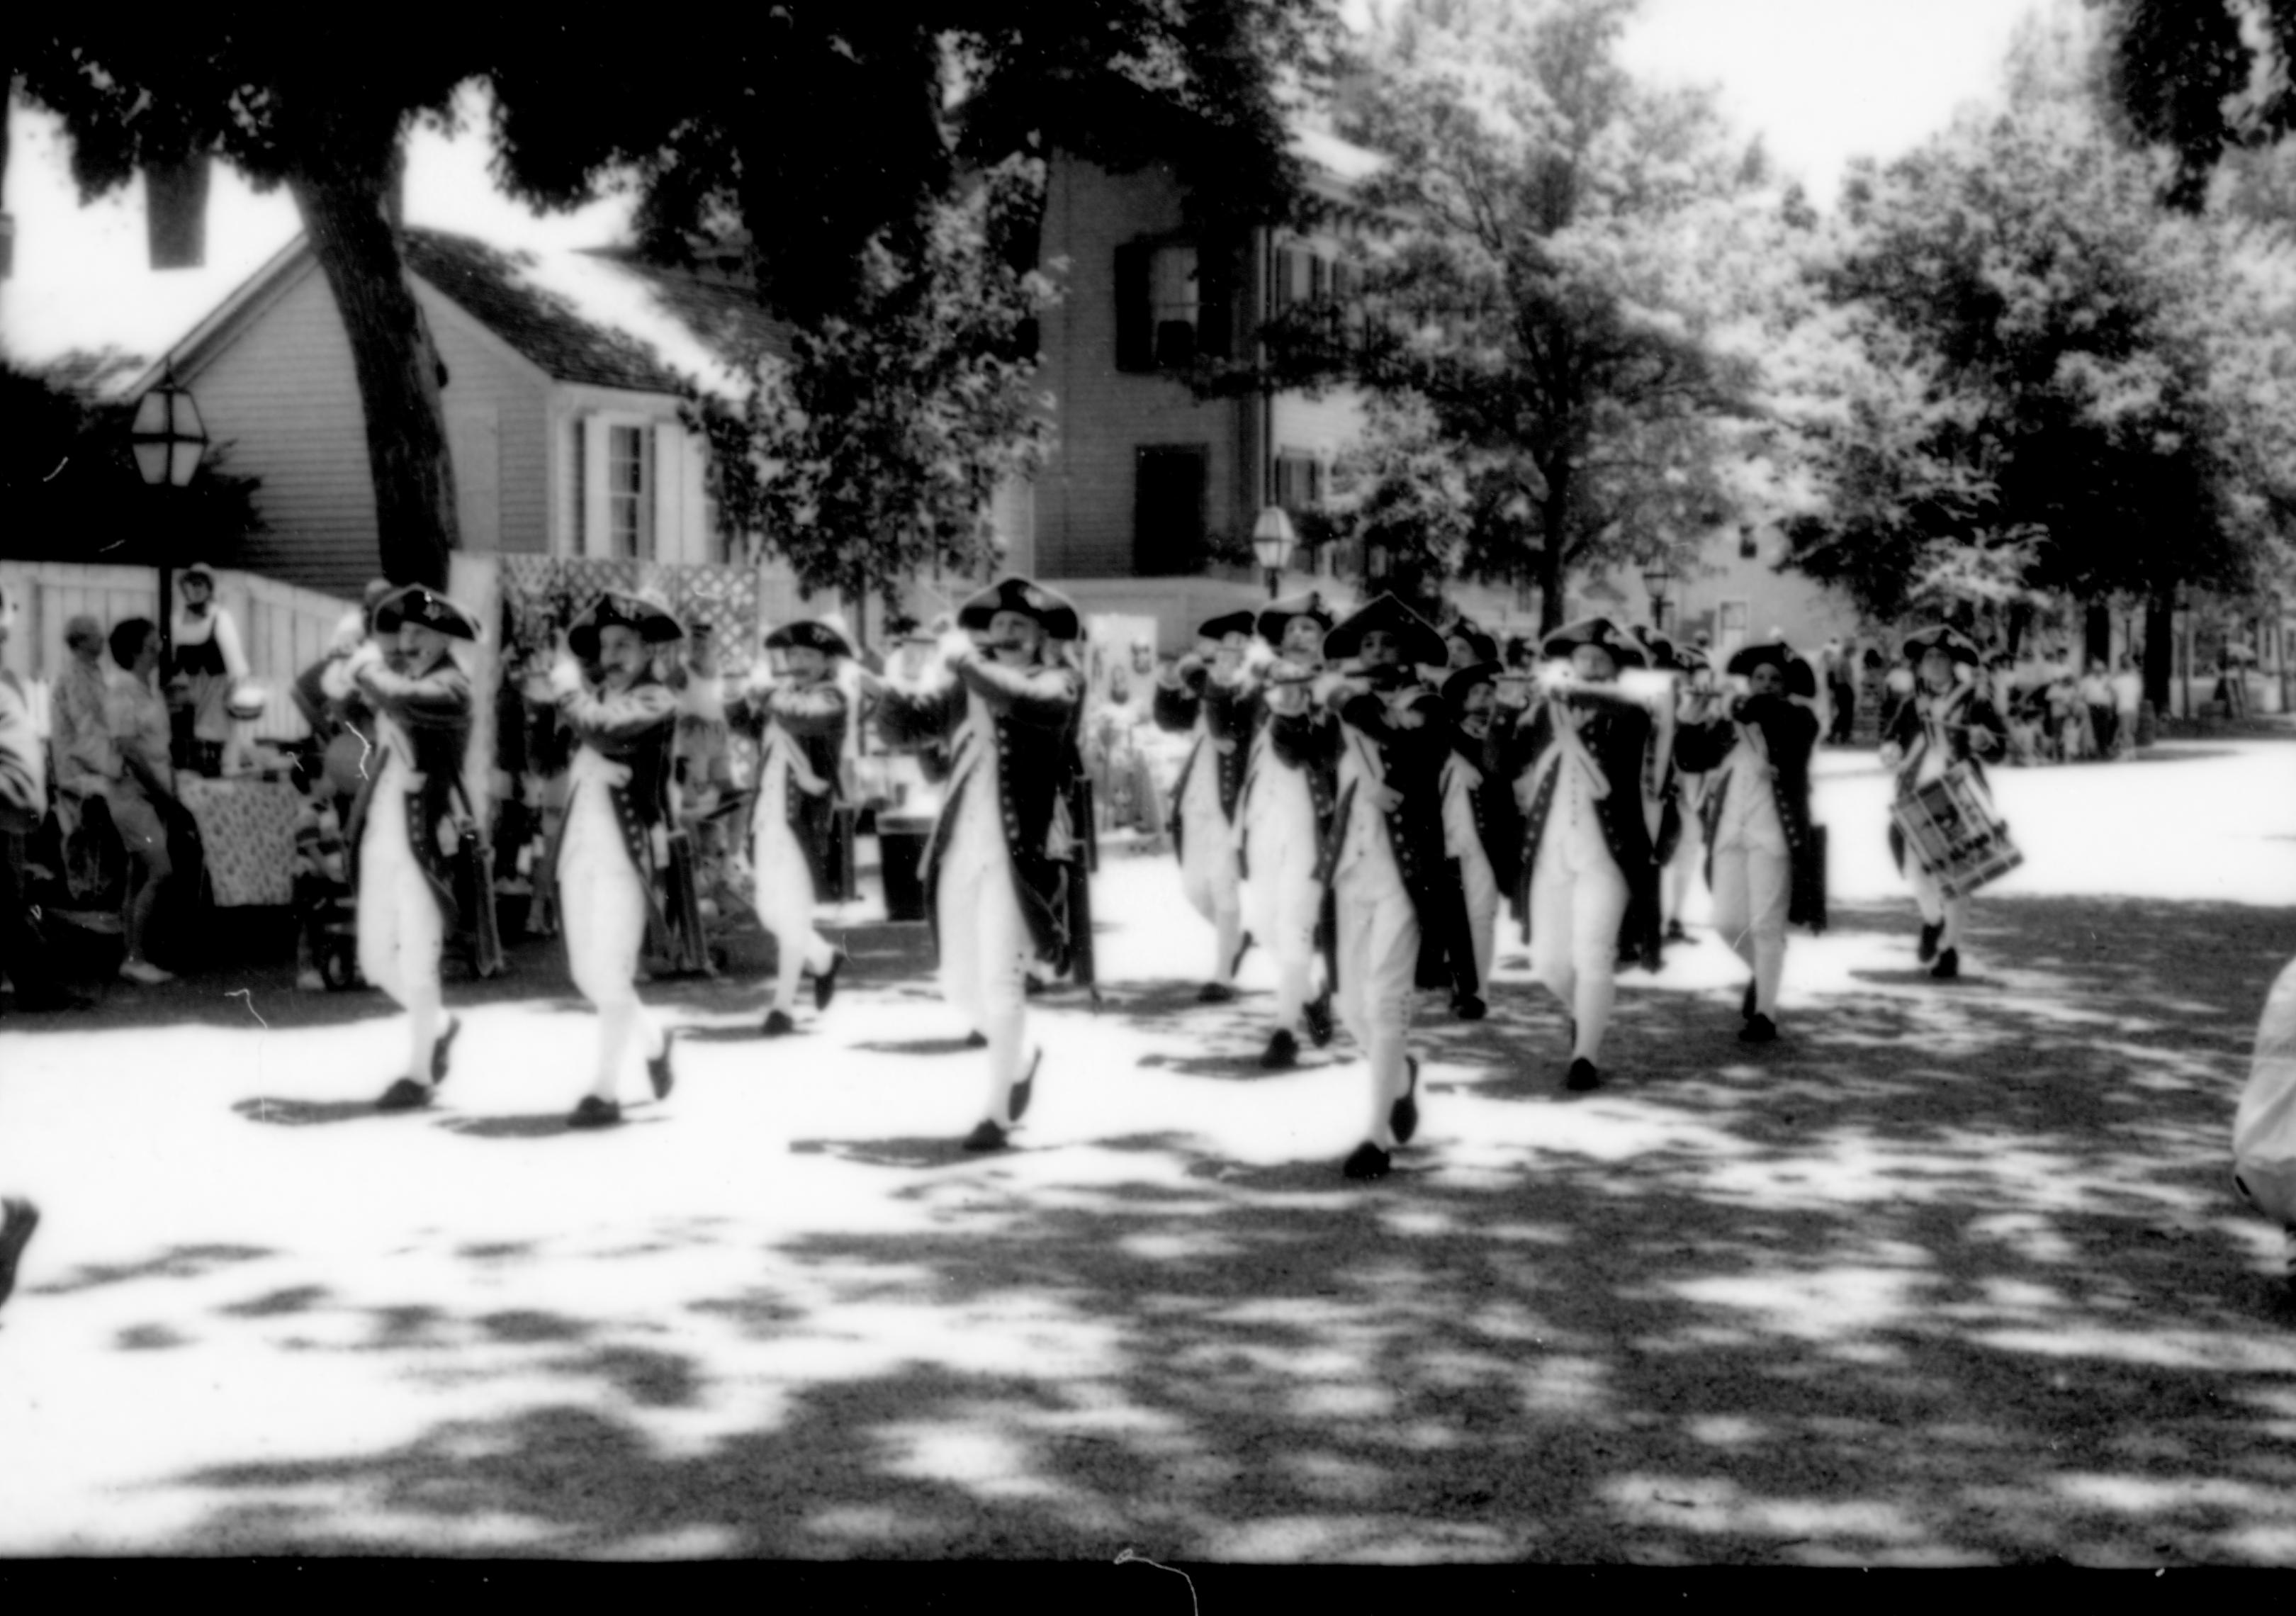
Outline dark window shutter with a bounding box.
[1198,236,1235,361]
[1273,247,1301,313]
[1309,254,1329,303]
[1115,241,1152,372]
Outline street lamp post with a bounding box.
[1252,505,1295,601]
[1640,556,1677,634]
[130,364,210,661]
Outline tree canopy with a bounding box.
[9,5,1334,588]
[1242,0,1778,629]
[1776,18,2296,697]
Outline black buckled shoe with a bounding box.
[1009,1048,1043,1123]
[964,1031,989,1049]
[0,1198,42,1313]
[1930,947,1959,982]
[647,1030,675,1100]
[761,1009,796,1038]
[1260,1030,1299,1070]
[1739,1013,1778,1045]
[1390,1056,1422,1145]
[430,1016,462,1085]
[1453,993,1487,1021]
[1304,992,1334,1048]
[376,1077,434,1112]
[814,949,845,1013]
[962,1119,1009,1152]
[1196,982,1237,1005]
[567,1095,624,1129]
[1918,922,1942,963]
[1341,1142,1392,1181]
[1665,919,1688,943]
[1565,1057,1602,1093]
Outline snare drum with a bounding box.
[1891,763,2021,898]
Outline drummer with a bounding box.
[1879,626,2007,981]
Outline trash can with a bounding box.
[877,811,934,922]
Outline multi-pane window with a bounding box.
[1273,450,1324,515]
[1273,244,1363,352]
[1116,237,1234,371]
[608,424,654,560]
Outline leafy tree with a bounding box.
[0,354,264,569]
[689,158,1059,635]
[8,5,1333,588]
[1235,0,1778,630]
[2095,0,2291,211]
[1780,18,2296,705]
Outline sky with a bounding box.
[0,0,2052,375]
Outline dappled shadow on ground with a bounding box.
[74,897,2296,1561]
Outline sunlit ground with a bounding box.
[1,738,2293,1562]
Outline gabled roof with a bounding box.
[125,227,789,403]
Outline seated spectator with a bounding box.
[102,617,182,984]
[291,765,351,991]
[218,684,291,780]
[0,585,91,1012]
[57,613,175,982]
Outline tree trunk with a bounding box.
[2083,601,2112,668]
[2143,580,2176,713]
[1537,464,1572,633]
[286,152,459,589]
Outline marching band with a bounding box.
[283,571,2027,1176]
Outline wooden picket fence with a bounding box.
[0,559,354,743]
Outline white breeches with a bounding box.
[1906,862,1970,951]
[938,845,1035,1126]
[1710,843,1790,1016]
[753,813,833,1014]
[1178,781,1243,983]
[1461,843,1499,993]
[357,787,444,1082]
[559,788,662,1098]
[1242,792,1326,1028]
[1334,861,1418,1150]
[1529,835,1631,1062]
[1662,796,1703,926]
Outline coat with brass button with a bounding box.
[878,653,1092,985]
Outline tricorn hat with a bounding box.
[568,590,684,661]
[1726,641,1794,678]
[765,619,855,659]
[1901,624,1980,666]
[1257,590,1335,647]
[373,583,480,641]
[179,560,216,586]
[1441,661,1503,709]
[1541,616,1646,669]
[1195,610,1257,644]
[956,576,1081,642]
[1323,593,1448,669]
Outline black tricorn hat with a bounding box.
[569,591,685,661]
[1324,593,1448,669]
[1441,661,1502,708]
[765,619,854,659]
[1541,616,1645,669]
[1257,590,1335,647]
[1195,610,1257,644]
[956,576,1081,642]
[1726,641,1793,678]
[1901,624,1980,666]
[373,584,480,641]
